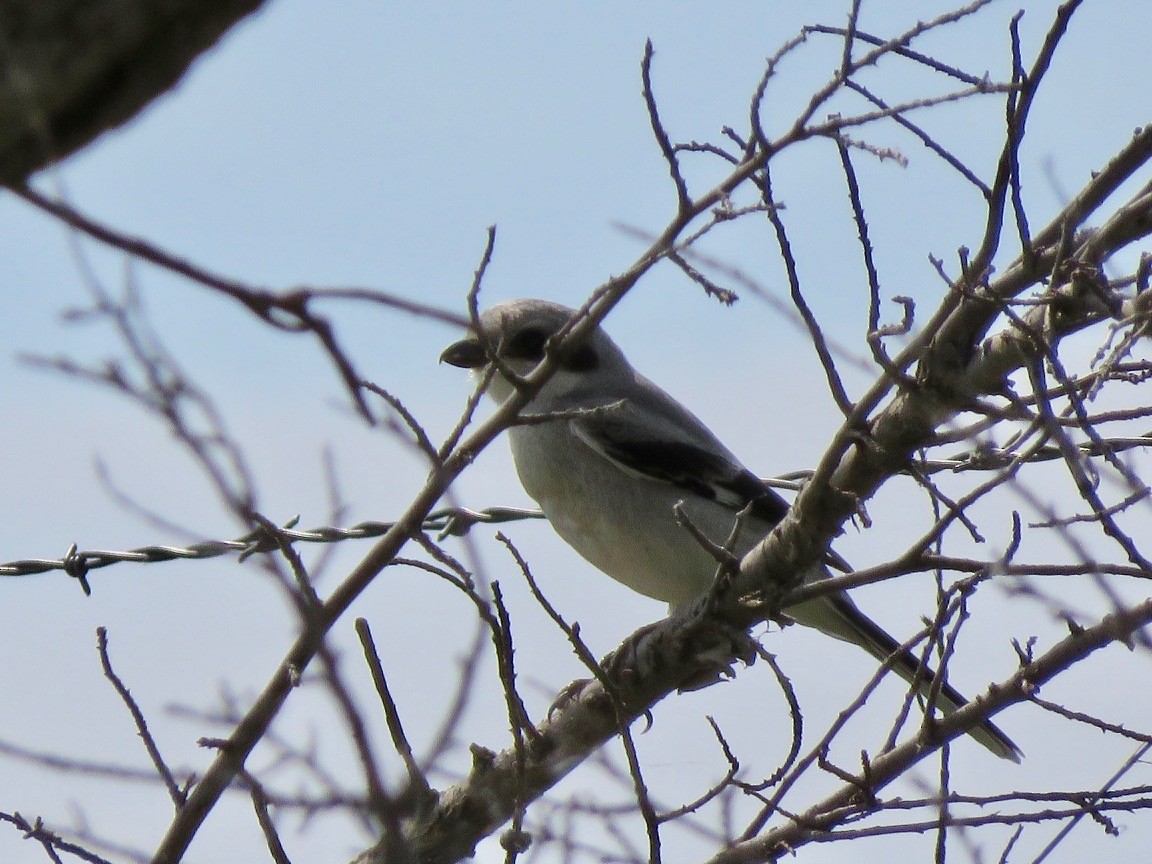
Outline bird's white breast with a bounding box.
[507,419,745,605]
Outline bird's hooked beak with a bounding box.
[440,336,489,369]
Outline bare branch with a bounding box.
[96,628,187,811]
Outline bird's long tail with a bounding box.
[787,592,1021,762]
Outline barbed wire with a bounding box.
[922,433,1152,473]
[0,475,813,595]
[0,507,545,595]
[3,429,1149,596]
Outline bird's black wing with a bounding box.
[569,402,790,526]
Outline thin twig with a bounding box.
[96,628,187,810]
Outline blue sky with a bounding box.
[1,2,1150,862]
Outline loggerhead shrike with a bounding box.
[441,298,1019,761]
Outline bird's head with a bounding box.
[440,299,626,404]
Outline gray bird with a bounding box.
[442,298,1020,761]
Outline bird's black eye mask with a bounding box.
[562,341,599,372]
[441,324,600,372]
[506,327,598,372]
[503,326,549,361]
